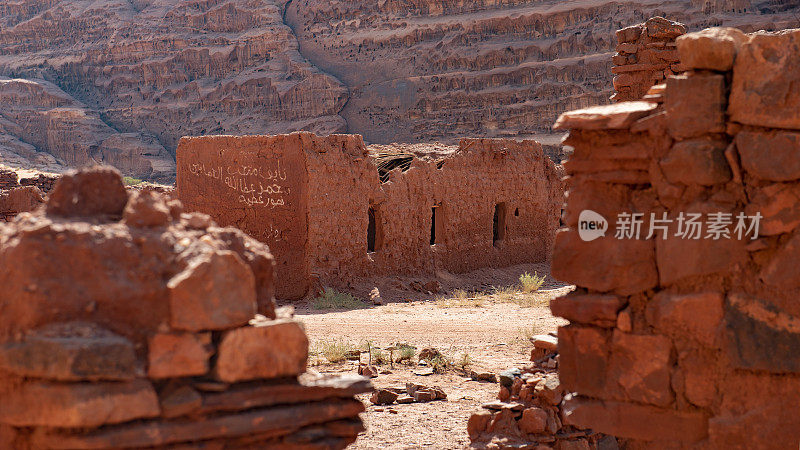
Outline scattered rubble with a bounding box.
[370,383,447,406]
[467,334,614,449]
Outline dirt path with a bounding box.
[296,264,570,449]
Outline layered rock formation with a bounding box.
[1,1,799,178]
[0,77,174,181]
[285,0,799,144]
[0,166,370,448]
[0,0,347,180]
[550,27,800,448]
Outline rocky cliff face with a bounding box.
[285,0,799,144]
[0,0,347,180]
[0,0,797,179]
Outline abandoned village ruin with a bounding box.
[176,134,562,299]
[0,1,799,448]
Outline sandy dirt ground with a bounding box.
[295,263,571,449]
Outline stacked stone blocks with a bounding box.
[552,27,800,448]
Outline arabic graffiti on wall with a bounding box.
[188,161,290,209]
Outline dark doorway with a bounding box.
[493,202,506,246]
[430,206,438,245]
[368,206,382,252]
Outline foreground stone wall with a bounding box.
[0,167,369,448]
[551,27,800,448]
[176,133,562,299]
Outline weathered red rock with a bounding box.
[563,397,708,442]
[745,183,800,235]
[646,292,723,347]
[553,102,658,131]
[552,229,658,296]
[736,130,800,181]
[467,410,493,440]
[45,166,129,218]
[518,407,548,434]
[676,27,748,71]
[558,326,611,398]
[665,73,726,139]
[147,332,212,379]
[160,385,202,419]
[0,185,43,221]
[550,293,626,327]
[724,293,800,373]
[0,380,160,428]
[0,323,140,381]
[607,331,673,407]
[370,389,399,405]
[167,250,257,331]
[729,29,800,130]
[660,138,731,185]
[31,398,365,449]
[215,319,308,383]
[656,221,747,285]
[123,189,171,228]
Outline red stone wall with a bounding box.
[612,17,686,102]
[0,167,370,448]
[177,133,562,299]
[176,134,313,299]
[551,27,800,448]
[360,139,562,278]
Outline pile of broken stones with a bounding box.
[371,382,448,406]
[0,166,371,449]
[468,335,618,449]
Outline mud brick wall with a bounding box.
[0,170,17,190]
[0,167,370,449]
[611,17,685,102]
[18,172,59,194]
[551,27,800,448]
[176,133,562,299]
[0,185,44,222]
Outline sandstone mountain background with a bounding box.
[0,0,798,181]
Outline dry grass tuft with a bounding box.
[519,272,546,293]
[314,340,357,364]
[313,288,369,310]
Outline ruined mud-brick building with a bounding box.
[176,133,562,299]
[0,167,370,448]
[551,27,800,448]
[0,168,56,222]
